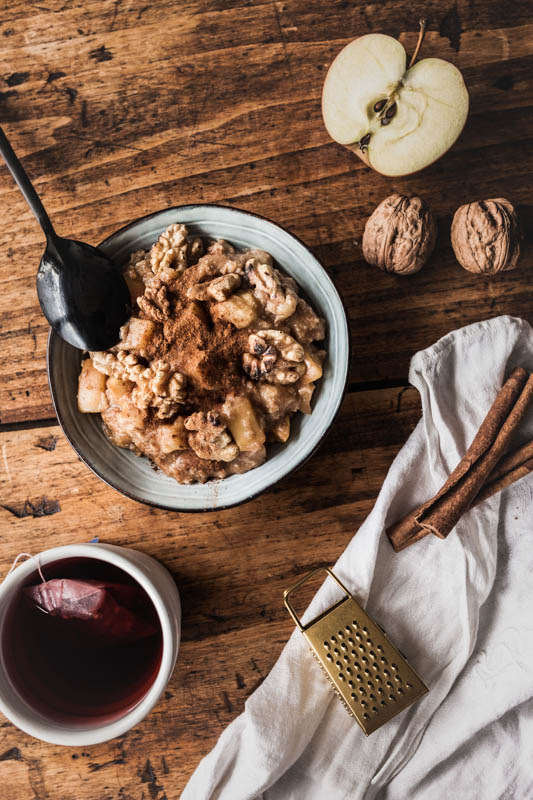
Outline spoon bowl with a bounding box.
[37,236,131,351]
[0,125,131,351]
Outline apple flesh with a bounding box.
[322,33,469,177]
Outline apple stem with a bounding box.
[409,18,428,68]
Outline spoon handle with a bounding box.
[0,125,56,239]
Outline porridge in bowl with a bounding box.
[77,223,326,484]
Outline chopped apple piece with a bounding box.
[117,317,158,353]
[298,383,316,415]
[301,349,324,385]
[155,417,189,455]
[270,415,290,443]
[211,289,258,329]
[124,274,145,304]
[78,358,109,413]
[223,395,265,451]
[106,376,134,401]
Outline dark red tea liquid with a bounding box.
[2,557,163,723]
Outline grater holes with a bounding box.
[369,692,376,700]
[350,692,357,700]
[380,700,387,707]
[391,663,398,671]
[397,687,405,695]
[377,645,384,653]
[395,675,402,683]
[369,650,376,658]
[323,641,330,649]
[358,687,366,696]
[341,643,347,650]
[386,680,394,688]
[348,637,355,645]
[345,625,352,633]
[352,620,359,628]
[355,632,362,641]
[366,639,373,646]
[367,681,374,690]
[406,681,413,690]
[362,626,368,633]
[389,694,397,702]
[372,706,379,714]
[356,674,363,682]
[375,675,382,683]
[353,662,360,671]
[346,667,352,675]
[343,655,349,663]
[326,654,333,662]
[383,669,391,677]
[334,648,340,655]
[339,673,345,681]
[380,656,388,664]
[331,636,337,643]
[361,700,368,709]
[351,650,357,657]
[337,631,344,638]
[358,644,366,653]
[377,687,384,695]
[336,661,342,668]
[348,680,354,688]
[364,668,371,676]
[372,662,379,671]
[363,713,370,720]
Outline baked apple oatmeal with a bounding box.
[77,223,326,484]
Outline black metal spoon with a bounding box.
[0,125,131,351]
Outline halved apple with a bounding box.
[322,30,469,176]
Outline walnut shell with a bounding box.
[362,194,437,275]
[450,198,520,274]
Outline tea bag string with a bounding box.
[5,552,47,584]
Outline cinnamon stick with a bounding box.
[473,440,533,505]
[387,368,533,552]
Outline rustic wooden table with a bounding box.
[0,1,531,797]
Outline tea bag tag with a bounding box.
[283,567,428,736]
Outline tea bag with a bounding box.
[24,579,158,647]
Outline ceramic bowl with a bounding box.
[48,204,350,511]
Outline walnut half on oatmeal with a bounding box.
[77,223,327,485]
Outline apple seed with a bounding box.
[359,133,371,151]
[373,99,387,113]
[385,102,397,118]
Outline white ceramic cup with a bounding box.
[0,542,181,745]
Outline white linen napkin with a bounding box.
[182,315,533,800]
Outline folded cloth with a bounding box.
[182,316,533,800]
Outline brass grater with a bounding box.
[283,567,428,736]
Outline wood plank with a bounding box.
[0,384,421,797]
[0,3,532,421]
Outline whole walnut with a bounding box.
[450,198,520,274]
[362,194,437,275]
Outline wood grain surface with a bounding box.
[0,0,532,796]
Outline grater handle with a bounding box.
[283,567,352,631]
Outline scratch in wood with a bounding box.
[161,756,169,775]
[0,747,22,761]
[46,70,66,83]
[81,99,88,126]
[137,5,150,19]
[109,0,121,32]
[88,756,126,772]
[65,86,78,104]
[272,1,292,77]
[395,386,408,413]
[235,672,246,689]
[1,444,11,483]
[139,759,166,800]
[36,435,57,452]
[89,44,113,62]
[222,691,233,712]
[2,497,61,519]
[6,72,29,87]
